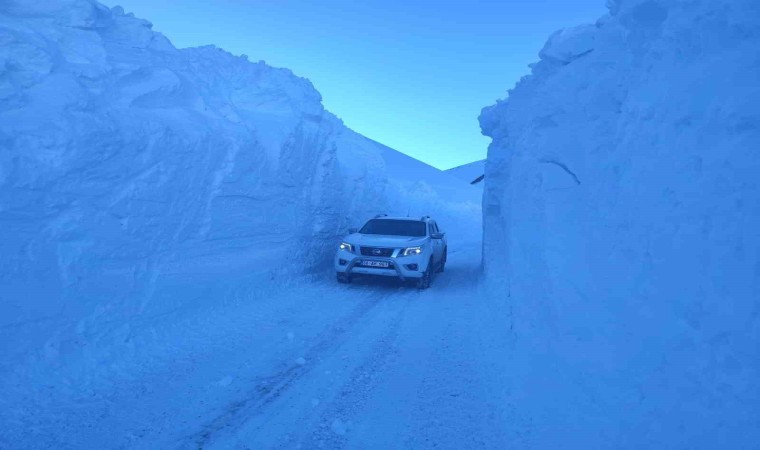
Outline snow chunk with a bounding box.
[330,418,347,436]
[538,25,596,64]
[215,376,234,387]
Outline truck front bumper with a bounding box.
[334,250,424,280]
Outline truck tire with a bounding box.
[337,272,352,284]
[416,258,433,289]
[437,248,447,273]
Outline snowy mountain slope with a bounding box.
[445,159,486,185]
[480,0,760,447]
[0,0,480,397]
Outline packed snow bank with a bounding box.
[0,0,479,393]
[480,0,760,446]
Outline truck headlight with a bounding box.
[401,246,422,256]
[339,242,354,253]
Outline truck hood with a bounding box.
[347,233,427,248]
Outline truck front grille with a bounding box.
[360,247,394,257]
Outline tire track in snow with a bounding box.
[286,295,412,449]
[182,284,406,449]
[400,269,510,449]
[279,271,457,449]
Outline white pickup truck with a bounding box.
[334,215,447,289]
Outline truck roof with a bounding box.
[370,215,432,222]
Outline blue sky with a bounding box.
[104,0,606,169]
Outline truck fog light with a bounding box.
[339,259,348,265]
[406,264,418,271]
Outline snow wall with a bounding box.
[0,0,480,381]
[480,0,760,446]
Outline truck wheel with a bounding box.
[337,273,352,284]
[416,259,433,289]
[437,248,447,273]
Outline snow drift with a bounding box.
[480,0,759,446]
[0,0,479,393]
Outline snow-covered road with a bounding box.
[5,246,513,449]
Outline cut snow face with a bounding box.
[480,0,760,447]
[0,0,481,400]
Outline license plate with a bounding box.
[361,260,390,268]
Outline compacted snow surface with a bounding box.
[4,248,510,449]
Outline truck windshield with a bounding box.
[359,219,426,237]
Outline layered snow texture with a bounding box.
[480,0,760,446]
[0,0,480,397]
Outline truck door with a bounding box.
[430,221,443,262]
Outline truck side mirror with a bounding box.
[431,232,445,239]
[348,228,357,234]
